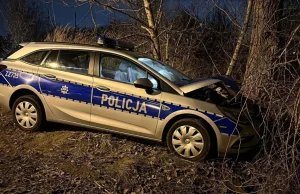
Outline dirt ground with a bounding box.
[0,105,258,194]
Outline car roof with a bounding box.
[8,42,146,60]
[21,41,108,49]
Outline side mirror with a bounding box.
[134,78,153,89]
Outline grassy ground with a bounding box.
[0,105,294,194]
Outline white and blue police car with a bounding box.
[0,38,261,160]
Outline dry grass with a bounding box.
[45,26,98,45]
[0,105,284,193]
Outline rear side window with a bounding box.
[43,50,90,75]
[22,51,48,65]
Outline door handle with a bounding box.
[42,74,56,80]
[95,85,110,92]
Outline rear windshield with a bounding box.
[3,45,23,60]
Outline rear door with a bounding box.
[90,53,162,138]
[38,49,94,125]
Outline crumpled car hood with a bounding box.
[180,76,240,94]
[180,78,221,94]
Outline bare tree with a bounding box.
[226,0,253,76]
[142,0,161,59]
[70,0,163,59]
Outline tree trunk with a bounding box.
[243,0,281,100]
[226,0,253,76]
[143,0,161,59]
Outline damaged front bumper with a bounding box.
[218,122,262,155]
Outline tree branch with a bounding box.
[211,0,241,29]
[91,0,149,27]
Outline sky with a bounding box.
[0,0,245,36]
[0,0,114,35]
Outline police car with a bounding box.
[0,38,260,161]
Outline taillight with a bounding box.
[0,65,7,72]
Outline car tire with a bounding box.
[166,118,211,161]
[12,95,44,132]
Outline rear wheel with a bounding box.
[12,95,44,132]
[166,118,211,161]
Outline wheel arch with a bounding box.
[9,88,45,116]
[159,111,222,154]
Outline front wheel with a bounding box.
[12,95,44,132]
[166,118,211,161]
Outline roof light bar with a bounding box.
[97,37,134,51]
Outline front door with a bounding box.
[38,49,94,125]
[91,53,161,138]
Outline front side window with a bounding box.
[22,51,48,65]
[100,54,158,88]
[43,50,90,75]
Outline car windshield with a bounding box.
[138,58,192,86]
